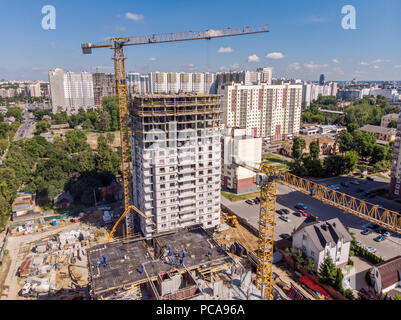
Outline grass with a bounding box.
[221,191,260,202]
[372,173,390,180]
[263,153,289,165]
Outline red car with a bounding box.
[298,209,308,217]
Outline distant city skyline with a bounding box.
[0,0,400,81]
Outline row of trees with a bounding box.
[336,127,394,170]
[302,95,399,128]
[33,96,120,133]
[289,137,359,178]
[0,130,121,228]
[0,106,23,155]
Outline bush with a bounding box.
[344,288,354,300]
[347,258,354,266]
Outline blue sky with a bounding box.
[1,0,400,81]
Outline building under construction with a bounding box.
[87,226,233,300]
[128,93,222,237]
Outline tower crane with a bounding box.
[81,25,269,237]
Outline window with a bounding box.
[160,184,166,189]
[311,251,315,257]
[161,200,166,205]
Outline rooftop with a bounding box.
[294,217,353,252]
[374,255,401,290]
[360,124,397,135]
[87,226,232,298]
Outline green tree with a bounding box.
[352,130,376,160]
[292,136,306,160]
[333,268,345,293]
[371,144,387,164]
[343,151,359,173]
[346,123,358,133]
[0,139,8,155]
[309,139,320,160]
[6,106,23,122]
[388,120,398,128]
[336,131,354,153]
[344,288,354,300]
[97,111,111,132]
[106,132,115,145]
[34,120,50,135]
[318,256,336,285]
[324,155,345,177]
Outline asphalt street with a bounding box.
[14,109,35,141]
[222,177,401,261]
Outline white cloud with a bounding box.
[360,59,390,66]
[219,66,226,71]
[125,12,144,22]
[333,66,344,74]
[371,65,380,70]
[217,47,234,53]
[288,62,301,71]
[394,65,401,69]
[304,61,329,70]
[266,52,285,60]
[148,57,157,61]
[332,58,340,64]
[184,63,197,71]
[248,54,260,62]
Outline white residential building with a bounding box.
[130,94,222,237]
[221,128,262,194]
[204,72,217,94]
[149,72,168,94]
[192,73,205,93]
[48,68,94,114]
[292,217,352,271]
[220,82,303,142]
[302,82,338,107]
[257,67,273,85]
[180,72,193,92]
[167,72,180,93]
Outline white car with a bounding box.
[279,215,291,223]
[366,246,376,253]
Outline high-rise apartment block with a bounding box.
[93,73,116,108]
[26,82,41,97]
[48,68,94,114]
[390,111,401,197]
[221,128,262,194]
[129,94,222,237]
[220,82,303,142]
[127,73,149,96]
[302,82,338,107]
[319,74,325,85]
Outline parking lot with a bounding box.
[222,177,401,261]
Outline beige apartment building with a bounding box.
[220,82,303,142]
[360,124,397,145]
[381,113,399,128]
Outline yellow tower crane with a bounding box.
[81,25,269,236]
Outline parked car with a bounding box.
[295,203,308,210]
[245,199,254,205]
[366,177,374,182]
[281,209,290,215]
[361,228,372,235]
[383,231,391,237]
[341,182,350,187]
[356,188,365,193]
[276,209,284,215]
[279,233,292,240]
[366,246,376,253]
[374,235,387,242]
[279,215,291,222]
[253,198,260,204]
[293,211,302,217]
[351,180,360,185]
[298,209,308,217]
[367,224,380,230]
[329,184,340,190]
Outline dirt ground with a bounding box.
[86,132,120,151]
[214,216,259,252]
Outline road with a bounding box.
[13,109,35,141]
[222,177,401,261]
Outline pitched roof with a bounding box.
[360,124,397,135]
[375,256,401,290]
[295,217,353,252]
